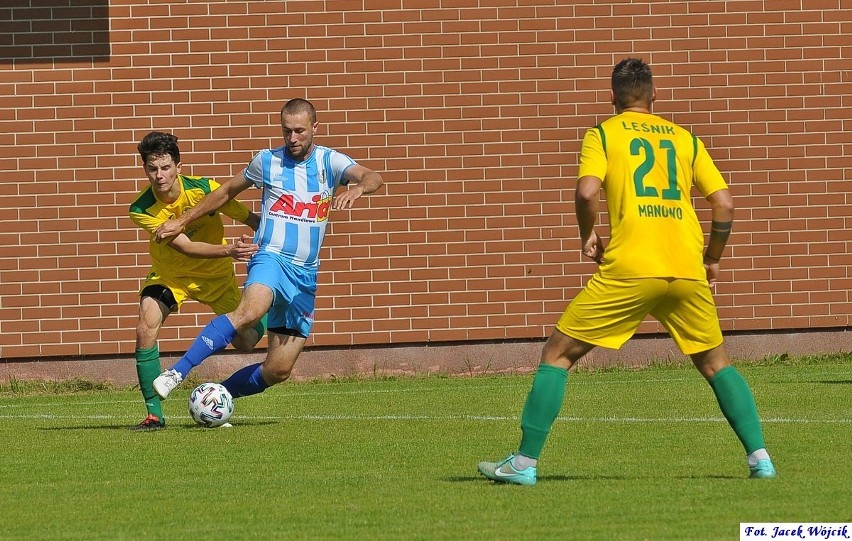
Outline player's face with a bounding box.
[144,154,181,199]
[281,111,317,161]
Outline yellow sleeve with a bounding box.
[201,178,251,224]
[577,126,607,181]
[129,210,163,237]
[218,197,252,224]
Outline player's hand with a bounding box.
[704,260,720,287]
[332,185,365,210]
[155,219,185,243]
[228,234,259,262]
[582,231,605,264]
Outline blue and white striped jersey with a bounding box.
[244,144,354,268]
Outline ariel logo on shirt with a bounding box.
[269,192,331,222]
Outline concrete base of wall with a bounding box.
[2,328,850,387]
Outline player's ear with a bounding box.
[175,161,182,173]
[610,89,616,106]
[651,87,657,102]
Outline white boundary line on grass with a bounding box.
[0,412,850,424]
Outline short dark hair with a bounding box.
[281,98,317,124]
[138,131,180,164]
[611,58,654,109]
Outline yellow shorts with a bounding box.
[140,268,241,315]
[556,274,723,355]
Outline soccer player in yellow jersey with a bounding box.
[479,58,776,484]
[128,131,266,431]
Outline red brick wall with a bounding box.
[1,1,850,359]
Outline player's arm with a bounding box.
[576,175,605,263]
[242,211,260,232]
[703,188,734,286]
[218,196,260,232]
[169,233,258,262]
[155,171,253,242]
[576,126,607,263]
[332,164,384,210]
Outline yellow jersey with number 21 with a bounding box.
[577,110,729,281]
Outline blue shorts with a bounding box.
[245,251,317,338]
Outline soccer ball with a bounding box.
[188,383,234,428]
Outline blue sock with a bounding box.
[171,315,236,378]
[220,363,269,398]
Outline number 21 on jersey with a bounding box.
[630,137,682,201]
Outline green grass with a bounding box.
[0,357,850,540]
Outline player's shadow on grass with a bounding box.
[445,474,631,483]
[818,380,852,385]
[39,420,279,431]
[447,473,740,483]
[673,474,740,480]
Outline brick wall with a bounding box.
[0,1,849,360]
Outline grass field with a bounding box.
[0,355,850,540]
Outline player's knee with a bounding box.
[135,320,159,347]
[228,308,264,332]
[262,365,292,385]
[691,344,730,379]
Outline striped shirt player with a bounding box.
[247,144,353,269]
[241,144,355,336]
[151,98,384,403]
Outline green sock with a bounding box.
[135,346,164,421]
[709,366,766,454]
[518,364,568,460]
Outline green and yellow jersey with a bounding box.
[578,111,728,280]
[129,175,252,280]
